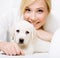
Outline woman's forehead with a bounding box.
[26,0,47,9]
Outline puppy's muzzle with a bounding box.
[19,38,24,44]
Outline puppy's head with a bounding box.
[10,20,36,46]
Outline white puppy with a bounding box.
[9,19,50,55]
[9,20,35,55]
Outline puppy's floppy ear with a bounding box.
[31,26,37,40]
[9,24,15,42]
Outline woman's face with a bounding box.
[24,0,49,30]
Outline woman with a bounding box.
[0,0,52,56]
[20,0,52,42]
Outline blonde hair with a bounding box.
[20,0,51,15]
[45,0,51,13]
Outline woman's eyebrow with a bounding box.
[25,7,30,9]
[36,7,45,9]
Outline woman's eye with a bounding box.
[37,9,43,13]
[25,8,31,12]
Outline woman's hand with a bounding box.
[36,29,53,42]
[0,42,25,56]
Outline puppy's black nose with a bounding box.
[19,38,24,44]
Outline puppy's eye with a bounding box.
[26,31,29,34]
[16,30,20,33]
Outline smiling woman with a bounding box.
[20,0,52,42]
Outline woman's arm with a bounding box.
[36,29,53,42]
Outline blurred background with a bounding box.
[0,0,21,15]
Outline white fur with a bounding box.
[9,18,50,55]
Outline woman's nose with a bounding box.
[30,12,36,21]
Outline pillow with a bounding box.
[43,13,60,33]
[43,0,60,33]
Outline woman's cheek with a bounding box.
[24,13,28,20]
[37,13,47,20]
